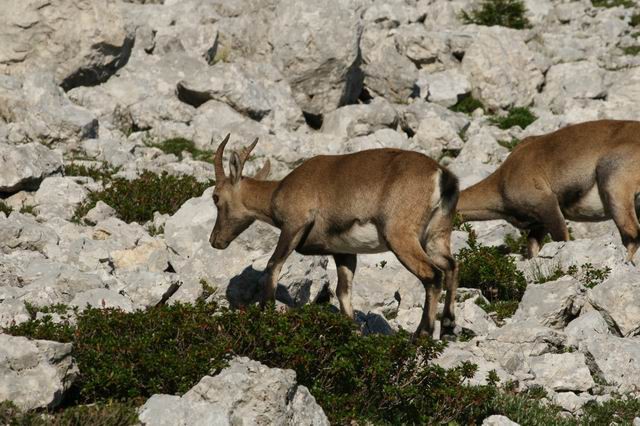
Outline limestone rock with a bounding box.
[0,334,78,410]
[138,357,329,426]
[269,0,364,115]
[461,27,543,111]
[0,142,62,194]
[589,271,640,337]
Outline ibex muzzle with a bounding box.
[209,134,460,340]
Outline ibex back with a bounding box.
[458,120,640,261]
[209,134,459,339]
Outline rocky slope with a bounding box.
[2,0,640,423]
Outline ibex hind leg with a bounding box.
[423,223,458,340]
[597,157,640,264]
[386,231,442,340]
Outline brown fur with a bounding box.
[458,120,640,261]
[210,135,459,339]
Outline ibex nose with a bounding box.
[210,233,229,250]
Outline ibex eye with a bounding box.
[213,195,219,204]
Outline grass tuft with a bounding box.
[460,0,531,29]
[0,201,12,216]
[490,107,537,130]
[450,95,485,114]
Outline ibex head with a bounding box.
[209,134,271,249]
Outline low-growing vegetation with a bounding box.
[6,303,492,424]
[0,401,138,426]
[64,163,120,182]
[531,262,611,287]
[460,0,531,30]
[622,45,640,55]
[147,138,214,163]
[73,171,212,224]
[490,107,537,130]
[591,0,634,8]
[0,200,11,216]
[457,227,527,303]
[476,299,521,322]
[6,302,640,425]
[449,95,485,114]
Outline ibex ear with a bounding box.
[253,159,271,180]
[229,151,242,184]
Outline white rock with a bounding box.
[512,277,585,329]
[0,73,98,145]
[580,335,640,393]
[34,177,88,221]
[361,26,418,103]
[412,116,464,158]
[423,68,471,107]
[269,0,364,115]
[138,357,329,426]
[461,27,543,111]
[0,0,132,88]
[110,238,170,273]
[0,299,31,328]
[538,61,606,113]
[589,271,640,337]
[70,288,134,312]
[482,415,520,426]
[528,352,594,392]
[321,98,398,140]
[551,391,594,413]
[565,310,611,347]
[0,142,62,193]
[0,334,78,410]
[83,201,116,226]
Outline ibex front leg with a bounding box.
[260,225,307,308]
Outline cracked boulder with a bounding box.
[138,357,329,426]
[0,334,78,410]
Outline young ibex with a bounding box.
[458,120,640,261]
[209,134,460,339]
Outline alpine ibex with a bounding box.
[209,134,460,339]
[458,120,640,261]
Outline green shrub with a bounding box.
[64,163,120,182]
[490,107,537,130]
[579,263,611,288]
[148,138,214,163]
[457,230,527,302]
[450,95,485,114]
[476,299,520,321]
[592,0,634,8]
[461,0,531,29]
[6,303,493,424]
[0,200,11,216]
[623,45,640,55]
[74,171,212,224]
[631,13,640,27]
[0,400,138,426]
[581,397,640,425]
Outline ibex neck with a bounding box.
[241,178,280,227]
[458,174,505,221]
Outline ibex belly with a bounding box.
[562,185,609,221]
[328,222,388,254]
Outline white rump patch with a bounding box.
[329,222,388,254]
